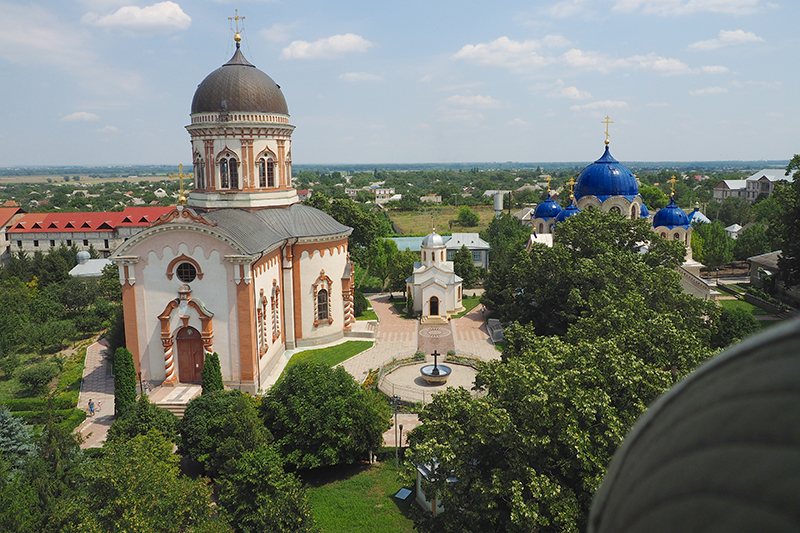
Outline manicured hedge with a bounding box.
[2,396,75,412]
[11,408,86,428]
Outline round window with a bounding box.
[176,262,197,283]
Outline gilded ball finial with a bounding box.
[234,32,241,43]
[179,194,187,205]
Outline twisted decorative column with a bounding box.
[162,337,177,384]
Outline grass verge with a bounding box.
[451,295,482,319]
[305,461,415,533]
[719,298,771,316]
[357,309,379,321]
[285,341,374,370]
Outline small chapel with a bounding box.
[406,231,465,323]
[111,30,355,393]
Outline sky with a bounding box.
[0,0,798,167]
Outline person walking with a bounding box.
[88,399,95,417]
[97,400,102,413]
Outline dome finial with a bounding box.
[566,174,578,201]
[602,115,614,145]
[229,9,246,48]
[544,175,552,194]
[667,175,679,198]
[170,163,192,206]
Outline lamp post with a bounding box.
[393,394,400,469]
[138,371,144,395]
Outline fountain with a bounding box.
[420,350,452,385]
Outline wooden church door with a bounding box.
[177,326,204,383]
[430,296,439,316]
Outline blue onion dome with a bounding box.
[555,199,581,224]
[652,197,690,229]
[574,145,639,201]
[534,193,563,220]
[640,202,649,218]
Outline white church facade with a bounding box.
[111,35,355,393]
[406,231,464,323]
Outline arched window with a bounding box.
[220,159,229,188]
[313,270,333,326]
[194,157,205,189]
[538,223,543,233]
[219,153,238,189]
[258,157,275,188]
[610,206,621,215]
[661,232,667,238]
[674,232,680,241]
[317,289,329,323]
[423,251,426,261]
[630,204,637,219]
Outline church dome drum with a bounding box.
[574,146,639,201]
[191,47,288,115]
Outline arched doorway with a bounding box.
[430,296,439,316]
[177,326,204,383]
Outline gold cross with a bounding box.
[602,115,614,145]
[667,175,679,197]
[544,176,552,193]
[566,175,577,198]
[229,9,245,42]
[169,163,193,206]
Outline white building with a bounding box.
[406,231,464,323]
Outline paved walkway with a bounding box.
[76,339,116,449]
[340,294,418,381]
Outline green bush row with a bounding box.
[11,408,85,428]
[2,396,76,412]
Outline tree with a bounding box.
[17,363,59,394]
[114,347,137,416]
[409,331,676,533]
[639,184,668,210]
[453,245,479,289]
[707,195,752,227]
[711,306,761,349]
[0,406,35,465]
[777,155,800,286]
[261,362,390,470]
[217,444,318,533]
[387,248,417,293]
[733,223,771,261]
[71,431,233,532]
[106,394,180,445]
[692,220,733,271]
[179,390,269,478]
[457,206,479,227]
[201,352,224,395]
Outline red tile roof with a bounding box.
[7,206,173,233]
[0,207,23,228]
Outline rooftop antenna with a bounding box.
[602,115,614,145]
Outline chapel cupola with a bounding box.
[185,14,297,210]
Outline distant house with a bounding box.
[7,206,173,258]
[713,169,788,203]
[712,180,747,201]
[389,232,490,269]
[420,194,442,204]
[69,251,111,278]
[513,206,536,227]
[725,223,743,239]
[296,189,311,201]
[154,187,168,198]
[744,169,788,202]
[747,250,800,301]
[371,187,395,205]
[0,206,25,265]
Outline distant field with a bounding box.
[0,174,172,185]
[387,205,497,235]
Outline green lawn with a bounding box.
[452,295,482,319]
[357,309,379,321]
[719,298,771,316]
[305,461,415,533]
[285,340,374,370]
[386,205,497,236]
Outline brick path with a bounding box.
[76,339,116,449]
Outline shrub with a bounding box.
[353,289,369,317]
[0,353,20,378]
[107,394,180,445]
[17,362,59,393]
[113,348,137,416]
[201,352,224,395]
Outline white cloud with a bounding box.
[548,0,591,18]
[647,102,670,107]
[508,118,530,126]
[339,72,383,82]
[628,53,692,74]
[547,80,592,99]
[82,1,191,33]
[445,95,502,108]
[259,23,294,44]
[441,110,484,122]
[689,86,728,96]
[98,125,118,132]
[701,65,730,74]
[612,0,762,16]
[63,112,99,122]
[281,33,373,60]
[688,29,764,51]
[560,49,630,73]
[570,100,628,111]
[418,74,434,83]
[453,35,570,69]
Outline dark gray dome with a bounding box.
[191,46,288,115]
[589,317,800,533]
